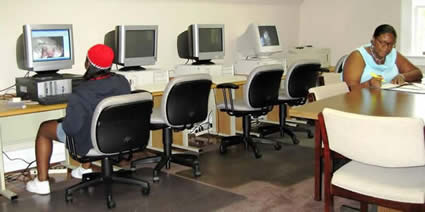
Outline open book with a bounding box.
[381,82,425,93]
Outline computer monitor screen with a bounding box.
[236,23,282,58]
[20,24,74,76]
[198,28,223,53]
[125,30,155,58]
[105,25,158,71]
[259,26,279,47]
[31,29,71,62]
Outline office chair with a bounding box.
[335,54,348,73]
[258,61,321,144]
[65,92,153,209]
[131,74,212,182]
[216,64,284,158]
[319,108,425,212]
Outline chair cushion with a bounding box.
[86,148,104,156]
[332,161,425,204]
[278,89,300,101]
[217,99,263,112]
[150,108,165,125]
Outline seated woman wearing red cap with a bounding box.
[26,44,131,195]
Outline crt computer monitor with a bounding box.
[104,25,158,71]
[237,23,282,58]
[20,24,74,77]
[177,24,225,65]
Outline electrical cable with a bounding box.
[3,151,36,182]
[2,151,33,164]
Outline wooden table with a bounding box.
[288,88,425,211]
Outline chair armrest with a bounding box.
[131,89,150,94]
[319,68,330,73]
[216,83,239,89]
[215,83,239,114]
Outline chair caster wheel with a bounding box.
[142,187,150,195]
[307,132,314,138]
[65,194,73,203]
[107,196,116,209]
[292,137,300,145]
[153,176,160,183]
[255,153,262,159]
[274,144,282,150]
[253,148,262,159]
[219,144,227,154]
[193,167,201,177]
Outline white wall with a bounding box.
[0,0,301,90]
[299,0,401,65]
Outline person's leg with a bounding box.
[35,120,59,181]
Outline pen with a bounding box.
[371,73,385,82]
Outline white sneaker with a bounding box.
[26,177,50,195]
[71,166,93,179]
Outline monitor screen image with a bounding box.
[259,26,279,47]
[125,30,155,58]
[199,28,223,53]
[236,23,282,58]
[31,29,71,62]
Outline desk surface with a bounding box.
[288,88,425,120]
[0,102,66,118]
[0,75,248,117]
[137,75,248,94]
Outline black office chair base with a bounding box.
[219,135,262,159]
[131,153,201,183]
[257,123,300,145]
[66,158,150,209]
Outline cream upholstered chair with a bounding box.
[308,82,350,201]
[320,72,343,85]
[308,82,349,101]
[319,108,425,212]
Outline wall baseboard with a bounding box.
[3,142,65,173]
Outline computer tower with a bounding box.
[16,74,83,101]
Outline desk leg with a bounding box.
[0,126,18,200]
[314,120,321,201]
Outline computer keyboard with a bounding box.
[37,94,70,105]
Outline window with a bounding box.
[401,0,425,56]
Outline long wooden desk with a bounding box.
[0,102,66,200]
[288,88,425,211]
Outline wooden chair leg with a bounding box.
[314,121,322,201]
[360,202,368,212]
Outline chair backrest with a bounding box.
[243,64,284,108]
[91,92,153,154]
[335,54,348,73]
[161,74,212,128]
[308,82,349,101]
[321,108,425,167]
[284,61,321,99]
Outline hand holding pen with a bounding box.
[370,73,384,88]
